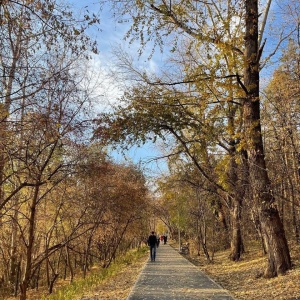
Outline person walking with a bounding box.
[147,231,158,262]
[163,235,167,245]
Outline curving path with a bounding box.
[126,244,234,300]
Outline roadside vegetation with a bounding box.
[181,241,300,300]
[6,247,148,300]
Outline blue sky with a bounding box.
[67,0,169,177]
[73,0,298,100]
[68,0,298,177]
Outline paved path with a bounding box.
[127,244,234,300]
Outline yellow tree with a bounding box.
[96,0,298,276]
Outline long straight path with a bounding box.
[126,244,234,300]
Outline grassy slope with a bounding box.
[6,247,148,300]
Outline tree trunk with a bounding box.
[65,245,74,283]
[261,208,292,277]
[9,211,18,286]
[104,220,131,268]
[48,273,59,295]
[227,148,245,261]
[199,222,211,262]
[243,0,291,277]
[19,185,39,300]
[230,199,243,261]
[216,197,230,248]
[291,154,300,243]
[83,232,94,278]
[14,261,21,297]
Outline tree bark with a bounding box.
[19,185,39,300]
[243,0,291,277]
[227,146,245,261]
[230,198,243,261]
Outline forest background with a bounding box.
[0,0,299,299]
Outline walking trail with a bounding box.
[127,244,234,300]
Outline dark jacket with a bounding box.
[147,234,157,246]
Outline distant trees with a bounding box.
[0,139,150,299]
[262,39,300,243]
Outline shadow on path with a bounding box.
[127,244,234,300]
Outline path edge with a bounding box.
[125,255,149,300]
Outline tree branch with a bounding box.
[150,3,243,55]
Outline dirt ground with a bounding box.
[183,242,300,300]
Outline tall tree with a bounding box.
[242,0,291,277]
[96,0,298,275]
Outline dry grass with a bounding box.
[4,242,300,299]
[78,254,148,300]
[4,249,149,300]
[184,241,300,300]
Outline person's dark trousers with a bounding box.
[150,245,156,261]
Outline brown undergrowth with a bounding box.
[5,242,300,299]
[181,241,300,300]
[78,254,148,300]
[5,248,149,300]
